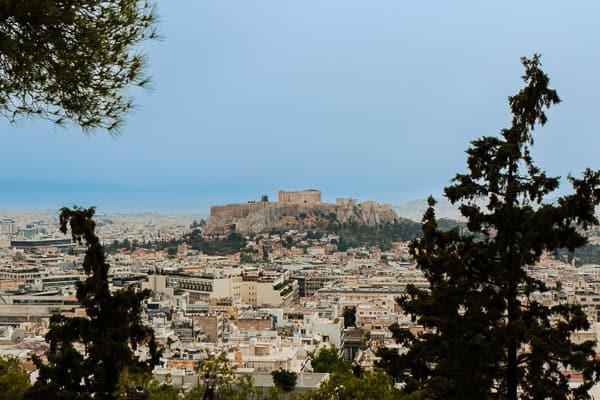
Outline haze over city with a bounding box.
[2,0,600,213]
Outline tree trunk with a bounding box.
[507,281,518,400]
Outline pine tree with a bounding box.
[378,55,600,399]
[0,0,157,132]
[27,207,161,400]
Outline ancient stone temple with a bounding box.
[277,190,321,204]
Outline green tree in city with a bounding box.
[378,55,600,399]
[337,236,349,252]
[310,347,352,374]
[0,356,31,400]
[0,0,158,132]
[271,370,297,393]
[300,370,415,400]
[184,352,265,400]
[114,370,181,400]
[26,207,161,400]
[240,253,254,263]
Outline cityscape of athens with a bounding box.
[2,1,600,399]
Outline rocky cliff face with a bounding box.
[336,201,399,226]
[203,201,399,235]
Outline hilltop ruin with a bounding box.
[203,190,399,235]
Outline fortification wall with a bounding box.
[207,202,271,233]
[209,202,268,220]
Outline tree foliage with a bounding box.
[379,55,600,399]
[271,370,297,393]
[0,356,30,400]
[27,207,161,400]
[114,370,181,400]
[182,230,247,256]
[0,0,158,132]
[182,352,253,400]
[554,243,600,266]
[310,347,352,374]
[106,230,248,256]
[332,219,463,252]
[300,370,414,400]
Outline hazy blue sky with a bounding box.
[1,1,599,213]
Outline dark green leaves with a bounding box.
[381,56,600,400]
[0,0,158,132]
[28,207,160,399]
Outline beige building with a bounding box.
[144,272,299,308]
[356,302,396,329]
[0,267,42,281]
[0,295,81,326]
[236,277,299,307]
[230,340,309,373]
[190,314,224,343]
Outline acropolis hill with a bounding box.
[204,190,399,235]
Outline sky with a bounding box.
[1,1,600,214]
